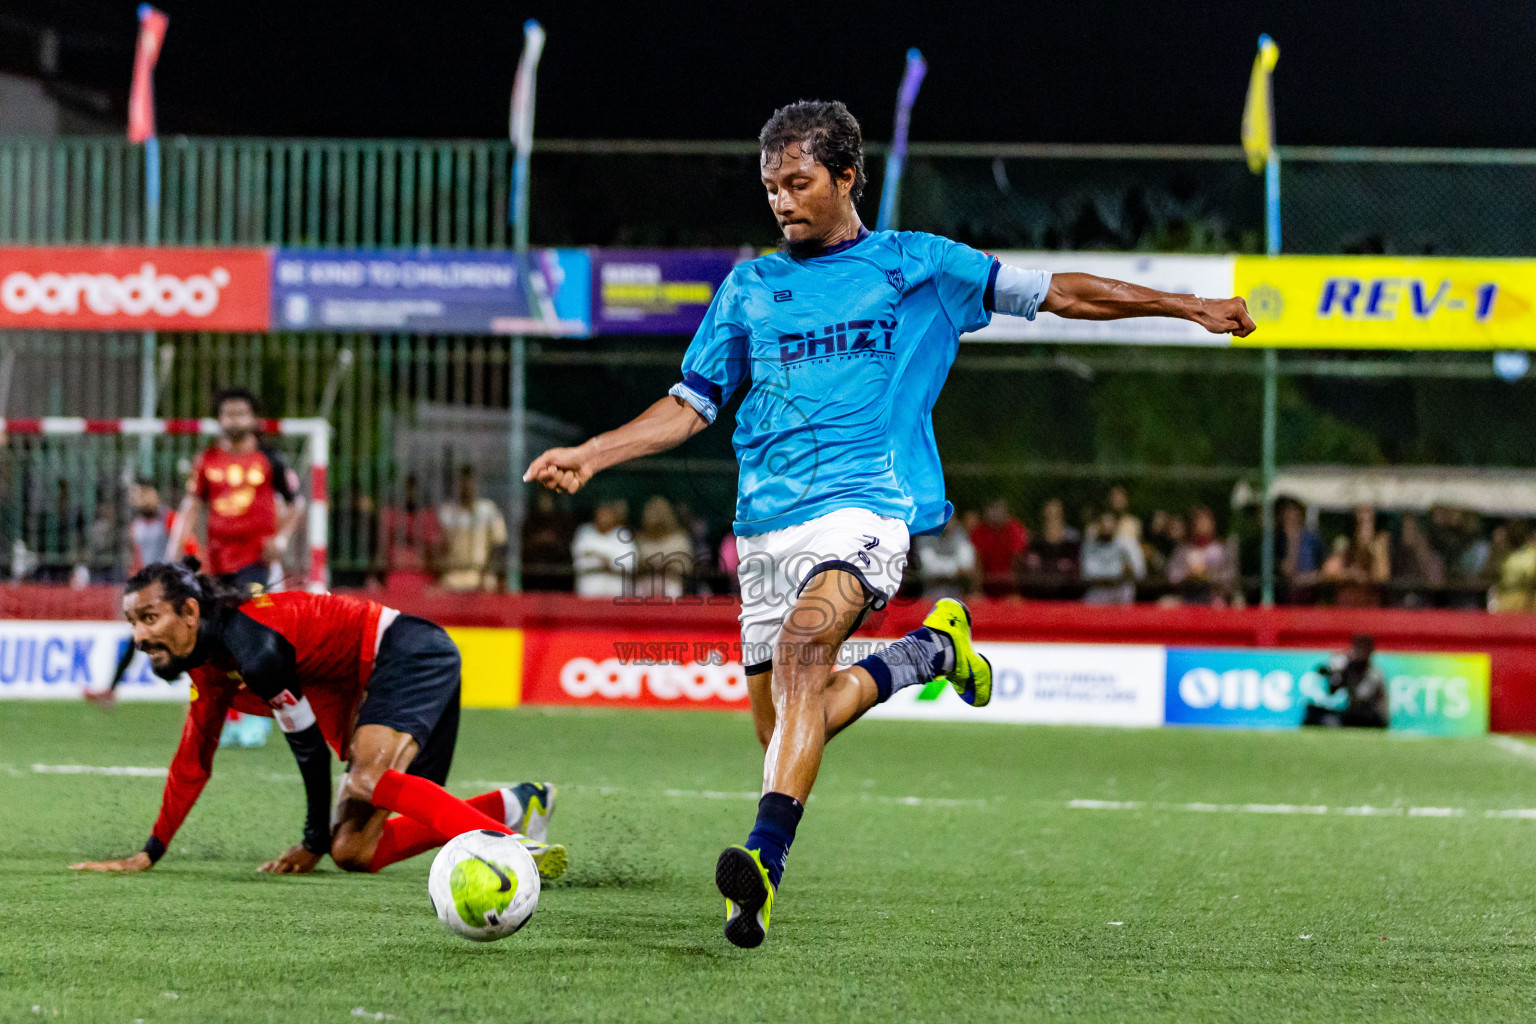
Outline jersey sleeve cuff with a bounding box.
[143,835,167,863]
[668,378,719,425]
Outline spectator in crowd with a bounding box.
[1391,511,1446,607]
[1320,504,1391,607]
[1492,520,1536,612]
[915,516,978,600]
[87,499,120,584]
[969,498,1028,598]
[635,495,694,599]
[437,465,507,592]
[1022,498,1080,599]
[572,498,636,598]
[127,479,175,573]
[1145,508,1184,582]
[35,478,87,582]
[378,473,440,594]
[1274,498,1324,605]
[349,487,380,588]
[522,488,576,592]
[1166,506,1235,606]
[1079,507,1145,605]
[1107,484,1141,540]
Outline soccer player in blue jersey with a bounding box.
[526,100,1255,948]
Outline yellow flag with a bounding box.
[1241,34,1279,174]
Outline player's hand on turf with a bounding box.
[523,446,592,494]
[1193,296,1257,338]
[83,688,117,710]
[70,852,153,872]
[259,845,323,875]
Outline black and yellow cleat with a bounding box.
[519,838,567,881]
[716,845,774,948]
[923,598,992,707]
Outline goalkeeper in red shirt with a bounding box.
[166,387,304,595]
[69,558,565,879]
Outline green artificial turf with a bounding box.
[4,701,1536,1022]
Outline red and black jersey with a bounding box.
[189,443,298,575]
[146,591,389,853]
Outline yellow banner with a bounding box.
[1234,256,1536,349]
[446,627,523,708]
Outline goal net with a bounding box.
[0,417,330,591]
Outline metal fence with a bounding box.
[4,136,1536,585]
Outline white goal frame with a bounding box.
[0,416,331,590]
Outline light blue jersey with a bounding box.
[670,230,1047,537]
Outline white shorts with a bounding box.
[735,508,910,674]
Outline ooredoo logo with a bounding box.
[558,657,748,703]
[1,263,232,318]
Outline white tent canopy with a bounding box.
[1232,466,1536,516]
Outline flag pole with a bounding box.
[1244,33,1281,607]
[506,19,545,593]
[876,49,926,231]
[130,5,168,476]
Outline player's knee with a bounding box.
[330,834,372,873]
[346,765,384,804]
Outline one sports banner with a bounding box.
[1230,255,1536,349]
[270,248,590,335]
[1163,646,1490,735]
[520,627,748,711]
[867,642,1167,726]
[0,246,271,331]
[591,249,742,334]
[0,621,186,700]
[968,253,1239,345]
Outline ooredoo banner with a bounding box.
[1163,646,1490,735]
[520,627,748,710]
[0,246,272,331]
[0,621,187,700]
[868,642,1167,726]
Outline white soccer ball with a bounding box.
[427,830,541,942]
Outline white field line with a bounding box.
[1068,799,1527,819]
[1491,735,1536,761]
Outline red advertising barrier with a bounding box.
[521,626,746,710]
[0,246,271,331]
[11,585,1536,730]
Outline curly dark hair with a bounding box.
[213,385,259,416]
[758,100,866,203]
[125,556,247,613]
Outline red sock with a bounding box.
[367,789,507,872]
[371,769,512,844]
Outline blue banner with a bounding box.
[1164,646,1490,735]
[271,249,590,336]
[591,249,741,335]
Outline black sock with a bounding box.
[744,792,803,889]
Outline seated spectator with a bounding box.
[1145,508,1184,581]
[1166,506,1235,606]
[1391,511,1446,608]
[522,489,576,592]
[1022,498,1079,599]
[915,516,978,600]
[379,473,440,593]
[572,498,637,598]
[969,498,1028,598]
[635,496,693,599]
[437,466,507,592]
[1320,505,1391,607]
[1080,508,1145,605]
[1274,498,1324,605]
[1492,520,1536,612]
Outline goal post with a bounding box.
[0,416,331,591]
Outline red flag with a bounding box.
[128,5,169,143]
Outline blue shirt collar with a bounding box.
[796,225,871,260]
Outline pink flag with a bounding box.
[128,5,169,143]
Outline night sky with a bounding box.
[10,0,1536,147]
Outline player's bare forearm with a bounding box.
[524,395,706,494]
[1041,272,1257,338]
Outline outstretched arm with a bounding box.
[524,395,707,495]
[1040,272,1257,338]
